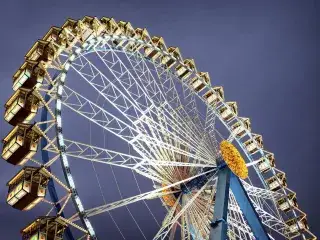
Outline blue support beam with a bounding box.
[209,166,231,240]
[230,173,270,240]
[209,166,270,240]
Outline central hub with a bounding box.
[180,167,216,194]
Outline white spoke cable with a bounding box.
[69,168,217,222]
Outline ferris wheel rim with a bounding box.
[54,35,279,239]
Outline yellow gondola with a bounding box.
[7,166,50,211]
[4,88,40,126]
[21,216,67,240]
[2,124,41,166]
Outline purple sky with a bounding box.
[0,0,318,239]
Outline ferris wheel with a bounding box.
[1,16,317,240]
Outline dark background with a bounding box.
[0,0,318,239]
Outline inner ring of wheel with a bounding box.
[54,34,273,239]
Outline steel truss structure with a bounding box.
[1,16,316,240]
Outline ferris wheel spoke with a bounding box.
[204,107,221,157]
[71,52,214,164]
[132,113,212,165]
[185,206,205,240]
[46,138,213,170]
[111,42,205,133]
[153,174,214,240]
[120,50,209,147]
[70,188,179,222]
[91,47,213,160]
[187,200,210,239]
[61,85,137,139]
[61,84,209,167]
[181,212,192,240]
[70,168,216,222]
[156,194,182,240]
[131,105,213,162]
[150,58,205,134]
[118,50,212,157]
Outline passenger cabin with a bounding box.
[257,152,275,173]
[244,134,263,155]
[2,124,41,166]
[132,28,151,52]
[191,72,210,93]
[286,215,308,235]
[25,40,56,65]
[203,86,224,107]
[277,193,298,212]
[231,117,251,138]
[6,167,50,211]
[176,59,196,80]
[266,172,287,191]
[4,88,40,126]
[12,60,45,91]
[116,21,136,48]
[219,102,238,121]
[60,18,79,48]
[91,17,106,36]
[21,216,67,240]
[161,46,181,69]
[42,27,66,56]
[76,16,95,43]
[101,17,122,35]
[145,36,166,61]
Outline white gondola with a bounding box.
[6,166,49,211]
[131,28,151,52]
[76,16,96,43]
[161,46,181,69]
[145,36,166,61]
[203,86,224,106]
[219,102,238,121]
[277,193,297,212]
[286,215,308,234]
[2,124,41,166]
[21,216,67,240]
[257,151,275,173]
[60,18,79,49]
[266,172,287,191]
[91,17,106,36]
[116,21,136,48]
[101,17,122,35]
[42,27,66,56]
[4,88,39,126]
[244,134,263,154]
[231,117,251,138]
[25,40,56,64]
[12,60,45,91]
[191,72,210,93]
[176,59,196,80]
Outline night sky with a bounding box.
[0,0,319,239]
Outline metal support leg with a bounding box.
[209,166,231,240]
[230,173,270,240]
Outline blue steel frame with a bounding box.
[209,166,270,240]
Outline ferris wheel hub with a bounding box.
[220,140,248,179]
